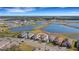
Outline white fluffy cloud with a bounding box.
[6,8,36,13]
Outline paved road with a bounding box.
[0,37,69,51]
[23,39,68,51]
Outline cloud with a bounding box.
[59,7,67,8]
[6,8,36,13]
[69,11,79,14]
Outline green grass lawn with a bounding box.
[5,42,34,51]
[0,31,20,38]
[63,33,79,37]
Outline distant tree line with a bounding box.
[0,16,79,21]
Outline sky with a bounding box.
[0,7,79,16]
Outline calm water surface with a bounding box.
[43,22,79,33]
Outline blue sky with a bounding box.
[0,7,79,16]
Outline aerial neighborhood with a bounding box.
[0,16,78,51]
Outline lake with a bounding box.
[10,25,36,32]
[9,21,44,32]
[43,22,79,33]
[67,24,79,27]
[10,20,79,33]
[66,20,79,22]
